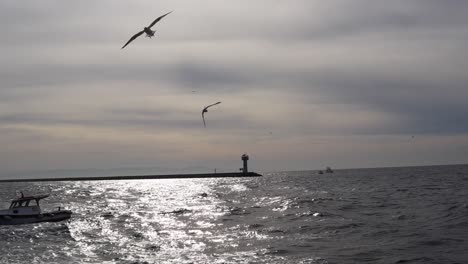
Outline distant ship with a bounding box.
[325,167,334,173]
[0,193,71,225]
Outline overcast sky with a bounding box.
[1,0,468,177]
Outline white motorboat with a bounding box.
[0,193,71,225]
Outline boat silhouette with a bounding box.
[0,193,71,225]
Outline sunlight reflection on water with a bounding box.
[62,178,297,263]
[64,179,228,263]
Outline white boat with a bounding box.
[0,194,72,225]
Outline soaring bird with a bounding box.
[202,102,221,127]
[121,11,172,49]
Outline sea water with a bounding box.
[0,165,467,263]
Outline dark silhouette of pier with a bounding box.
[0,154,261,183]
[0,172,262,183]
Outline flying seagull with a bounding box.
[121,11,172,49]
[202,101,221,127]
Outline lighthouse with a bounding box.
[241,154,249,174]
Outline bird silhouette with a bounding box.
[121,11,172,49]
[202,102,221,127]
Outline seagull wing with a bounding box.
[148,11,173,28]
[202,111,206,127]
[121,30,145,49]
[202,102,220,127]
[205,101,221,109]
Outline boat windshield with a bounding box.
[9,199,39,208]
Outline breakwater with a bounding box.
[0,172,262,183]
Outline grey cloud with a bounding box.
[2,0,468,48]
[293,70,468,134]
[0,107,248,132]
[166,62,253,90]
[1,61,255,92]
[2,51,468,135]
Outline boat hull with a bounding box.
[0,210,72,225]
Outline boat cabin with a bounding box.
[5,194,49,216]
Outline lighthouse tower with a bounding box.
[241,154,249,174]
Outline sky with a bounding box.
[1,0,468,177]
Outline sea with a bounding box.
[0,164,467,264]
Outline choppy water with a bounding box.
[1,165,467,264]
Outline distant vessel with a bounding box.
[318,170,324,174]
[325,167,334,173]
[0,194,71,225]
